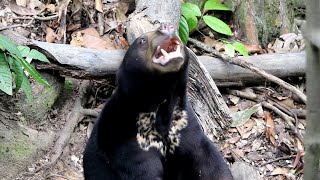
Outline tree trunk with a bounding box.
[304,0,320,179]
[225,0,295,46]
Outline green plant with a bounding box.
[179,0,249,56]
[0,34,50,101]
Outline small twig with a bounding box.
[228,89,258,101]
[189,38,307,104]
[13,14,59,21]
[34,14,59,21]
[260,155,296,166]
[0,19,34,31]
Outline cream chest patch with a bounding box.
[136,112,166,155]
[136,108,188,155]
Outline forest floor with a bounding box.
[0,0,306,180]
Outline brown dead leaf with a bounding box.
[236,126,245,138]
[292,151,302,168]
[242,131,252,139]
[71,0,82,15]
[244,44,263,54]
[251,139,262,151]
[253,118,266,134]
[29,0,44,10]
[9,0,42,15]
[278,98,295,109]
[295,137,304,152]
[265,111,276,145]
[215,41,225,51]
[231,148,244,158]
[45,27,58,43]
[71,30,116,50]
[105,20,118,32]
[203,36,216,48]
[270,167,290,176]
[228,106,239,113]
[16,0,28,7]
[116,2,128,23]
[227,136,240,144]
[228,127,238,133]
[247,151,264,161]
[95,0,103,12]
[229,94,240,105]
[265,164,274,172]
[46,4,56,13]
[70,31,84,47]
[79,27,100,37]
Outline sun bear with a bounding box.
[83,23,233,180]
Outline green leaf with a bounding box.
[230,104,260,127]
[224,44,235,57]
[0,53,13,95]
[204,0,231,11]
[181,2,201,17]
[179,16,189,45]
[0,35,23,58]
[203,15,233,36]
[15,56,50,87]
[185,15,198,31]
[17,46,31,58]
[29,49,50,63]
[18,46,50,63]
[8,56,24,92]
[232,42,249,56]
[21,72,33,102]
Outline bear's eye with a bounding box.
[139,38,146,44]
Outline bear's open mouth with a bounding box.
[152,38,183,65]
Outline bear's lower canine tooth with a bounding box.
[161,49,170,57]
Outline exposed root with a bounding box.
[35,80,91,172]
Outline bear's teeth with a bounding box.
[161,49,170,57]
[175,45,180,53]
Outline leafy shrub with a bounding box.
[179,0,248,56]
[0,34,50,101]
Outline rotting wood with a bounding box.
[187,48,232,140]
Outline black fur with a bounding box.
[83,24,233,180]
[83,24,188,180]
[164,101,234,180]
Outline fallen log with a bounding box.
[32,41,306,87]
[199,52,305,86]
[0,30,305,86]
